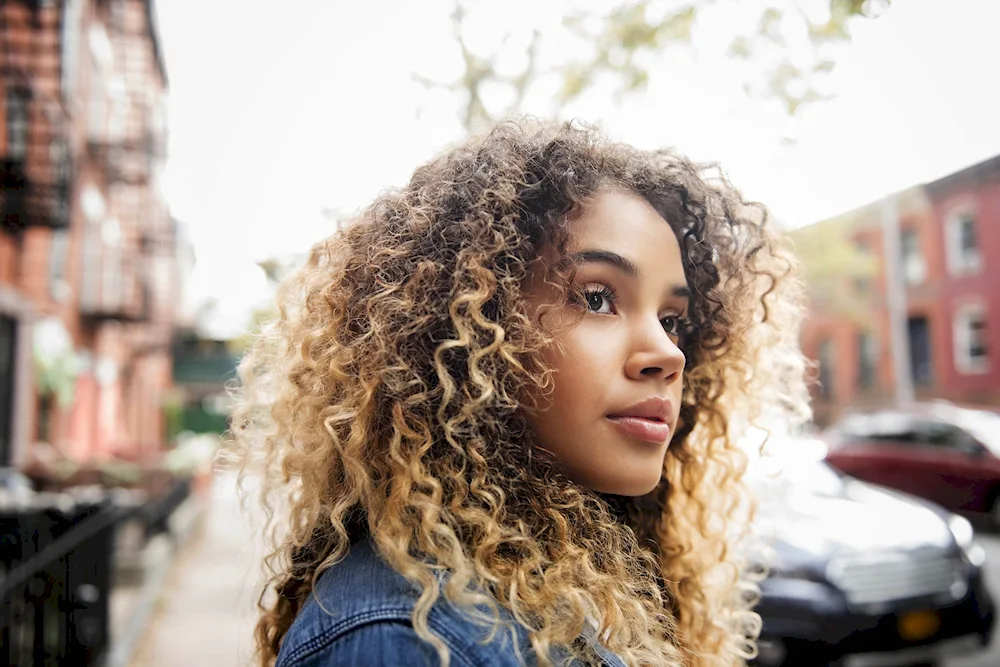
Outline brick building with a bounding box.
[1,0,182,471]
[797,155,999,426]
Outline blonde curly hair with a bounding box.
[227,119,810,667]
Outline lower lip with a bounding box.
[607,416,671,444]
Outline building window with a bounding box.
[50,139,72,227]
[954,304,989,375]
[946,210,982,276]
[88,64,107,140]
[853,240,873,295]
[36,393,55,444]
[5,88,30,160]
[818,339,835,399]
[87,23,113,142]
[900,228,926,285]
[82,219,103,309]
[907,316,933,386]
[49,229,71,301]
[857,330,877,390]
[109,0,126,29]
[60,0,85,105]
[102,218,124,306]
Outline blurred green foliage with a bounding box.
[790,215,880,320]
[181,404,229,435]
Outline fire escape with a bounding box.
[0,1,73,232]
[1,0,171,326]
[80,0,170,325]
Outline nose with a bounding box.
[624,316,686,383]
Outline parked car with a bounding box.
[749,443,994,666]
[823,403,1000,522]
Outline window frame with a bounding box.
[945,206,982,277]
[953,302,989,375]
[838,413,975,454]
[909,419,976,452]
[60,0,85,107]
[857,329,878,390]
[900,227,926,285]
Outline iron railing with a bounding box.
[0,499,119,667]
[0,476,194,666]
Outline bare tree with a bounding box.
[419,0,892,131]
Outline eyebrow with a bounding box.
[574,249,640,277]
[572,249,692,299]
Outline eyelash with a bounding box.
[577,285,692,338]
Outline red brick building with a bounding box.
[1,0,180,470]
[797,156,1000,426]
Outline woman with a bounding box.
[228,119,810,667]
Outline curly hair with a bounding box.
[227,119,810,667]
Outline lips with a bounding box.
[608,396,672,423]
[607,397,673,444]
[607,416,672,444]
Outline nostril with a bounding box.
[640,366,663,377]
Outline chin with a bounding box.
[621,481,662,498]
[597,472,662,498]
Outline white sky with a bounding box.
[154,0,1000,338]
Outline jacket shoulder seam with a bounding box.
[278,608,483,667]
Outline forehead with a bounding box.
[570,189,686,282]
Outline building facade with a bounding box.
[798,156,1000,426]
[1,0,180,470]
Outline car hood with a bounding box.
[754,476,955,570]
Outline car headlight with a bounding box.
[948,514,986,567]
[949,514,974,549]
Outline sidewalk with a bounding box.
[127,471,265,667]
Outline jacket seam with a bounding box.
[278,608,481,667]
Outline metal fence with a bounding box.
[137,476,191,541]
[1,499,119,667]
[0,476,193,667]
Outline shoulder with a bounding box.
[276,539,530,667]
[278,620,479,667]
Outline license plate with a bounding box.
[898,610,940,641]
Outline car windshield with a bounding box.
[957,408,1000,456]
[835,411,912,440]
[836,407,1000,456]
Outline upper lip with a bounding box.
[608,397,672,423]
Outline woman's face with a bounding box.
[524,189,689,497]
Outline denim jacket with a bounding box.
[276,538,628,667]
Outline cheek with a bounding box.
[537,324,614,412]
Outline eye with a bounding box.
[660,314,689,338]
[580,286,616,314]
